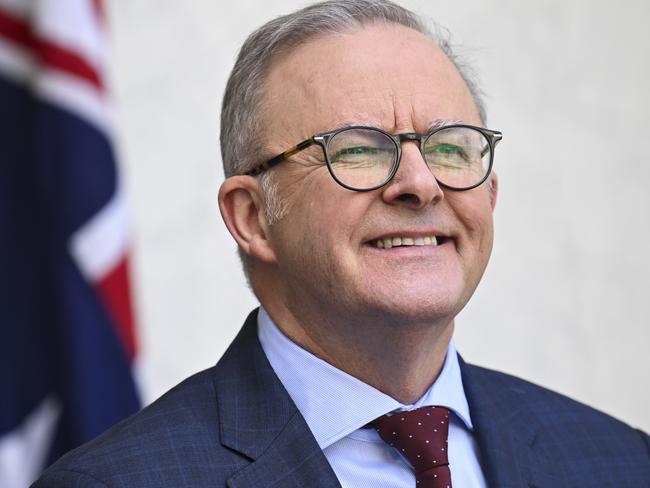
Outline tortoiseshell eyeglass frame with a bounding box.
[246,124,503,192]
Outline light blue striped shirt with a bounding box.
[257,307,487,487]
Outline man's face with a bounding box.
[260,23,497,327]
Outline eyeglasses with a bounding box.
[247,124,503,192]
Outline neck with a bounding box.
[261,301,454,404]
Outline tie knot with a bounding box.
[372,406,451,475]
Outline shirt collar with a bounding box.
[257,307,474,450]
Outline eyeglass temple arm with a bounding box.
[480,131,503,158]
[248,138,316,176]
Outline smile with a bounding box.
[370,236,440,249]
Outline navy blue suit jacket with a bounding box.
[34,310,650,487]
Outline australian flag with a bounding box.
[0,1,141,486]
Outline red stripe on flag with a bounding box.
[95,256,138,361]
[0,7,29,45]
[0,7,103,91]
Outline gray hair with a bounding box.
[220,0,486,180]
[219,0,487,275]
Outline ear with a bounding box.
[218,176,278,264]
[488,172,498,210]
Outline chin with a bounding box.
[359,287,464,327]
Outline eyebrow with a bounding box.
[331,118,464,134]
[426,118,463,131]
[335,121,359,130]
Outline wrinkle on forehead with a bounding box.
[331,117,461,134]
[262,23,480,151]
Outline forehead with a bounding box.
[262,23,480,145]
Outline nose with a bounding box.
[381,142,444,208]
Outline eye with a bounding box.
[332,146,387,158]
[330,146,393,169]
[423,141,473,173]
[333,146,372,157]
[426,143,464,156]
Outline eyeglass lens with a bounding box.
[326,126,491,190]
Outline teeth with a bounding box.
[372,236,439,248]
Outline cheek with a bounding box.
[467,214,494,259]
[448,193,495,254]
[276,183,361,267]
[287,172,369,241]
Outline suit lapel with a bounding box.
[213,310,341,488]
[213,312,569,487]
[226,412,342,488]
[460,357,566,488]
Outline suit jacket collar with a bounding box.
[213,309,341,488]
[459,356,565,488]
[212,309,565,487]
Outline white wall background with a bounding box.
[106,0,650,432]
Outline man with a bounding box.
[34,1,649,487]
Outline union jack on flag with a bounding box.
[0,0,141,486]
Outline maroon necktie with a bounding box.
[373,406,452,488]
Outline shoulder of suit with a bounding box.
[33,365,247,487]
[462,361,650,448]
